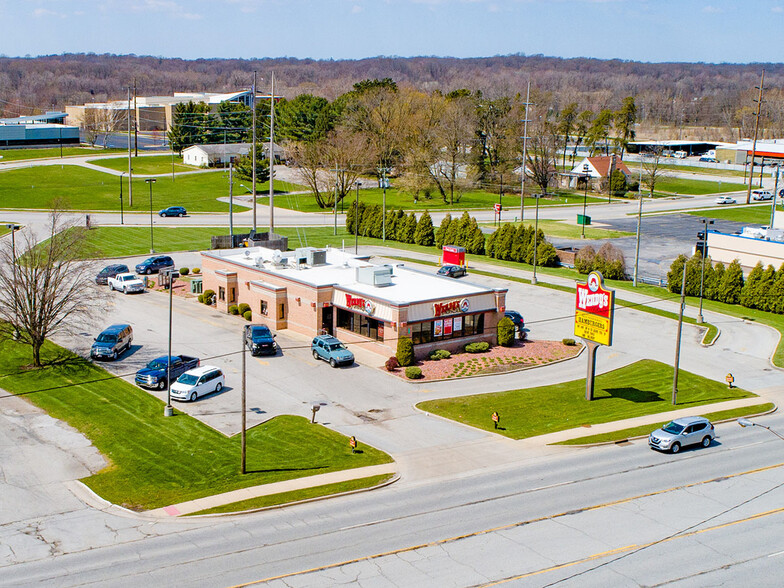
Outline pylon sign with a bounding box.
[574,271,615,346]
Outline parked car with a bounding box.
[135,255,175,275]
[715,196,736,205]
[311,335,354,367]
[437,265,467,278]
[95,264,129,285]
[649,416,715,453]
[245,325,277,356]
[170,366,224,402]
[159,206,187,217]
[108,272,145,294]
[673,150,688,159]
[752,190,774,201]
[504,310,525,337]
[699,156,717,163]
[91,324,133,361]
[135,355,200,390]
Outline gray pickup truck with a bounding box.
[134,355,200,390]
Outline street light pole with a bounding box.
[771,163,780,229]
[672,263,687,405]
[355,181,362,254]
[229,163,234,242]
[119,172,125,225]
[581,163,590,239]
[5,224,19,337]
[633,155,644,287]
[163,268,179,417]
[241,325,247,473]
[738,418,784,441]
[532,193,541,285]
[145,178,156,253]
[698,218,714,324]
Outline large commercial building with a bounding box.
[66,90,266,133]
[201,246,508,358]
[0,112,79,148]
[707,211,784,273]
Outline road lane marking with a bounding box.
[232,462,784,587]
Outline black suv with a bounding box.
[504,310,525,337]
[135,255,174,275]
[245,325,277,356]
[95,264,130,285]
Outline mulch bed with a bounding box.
[389,339,583,381]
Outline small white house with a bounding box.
[182,142,285,167]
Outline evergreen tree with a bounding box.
[511,224,527,262]
[701,258,717,301]
[770,264,784,314]
[760,264,778,312]
[667,255,688,294]
[443,215,460,247]
[414,211,435,246]
[486,229,498,258]
[537,240,559,267]
[685,254,704,297]
[468,219,485,255]
[707,262,725,301]
[234,150,270,185]
[457,212,473,247]
[719,259,744,304]
[495,224,515,260]
[385,210,398,242]
[435,214,452,249]
[739,262,764,308]
[401,212,418,244]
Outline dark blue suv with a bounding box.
[135,255,174,275]
[159,206,187,217]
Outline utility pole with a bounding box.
[672,264,687,405]
[745,70,765,205]
[333,164,340,236]
[519,80,531,225]
[251,71,257,232]
[229,163,234,241]
[133,78,138,157]
[269,71,276,234]
[241,326,247,474]
[127,86,133,207]
[771,164,780,228]
[633,154,644,287]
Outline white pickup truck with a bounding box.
[108,272,146,294]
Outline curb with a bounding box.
[182,472,400,519]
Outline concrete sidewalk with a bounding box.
[146,463,397,517]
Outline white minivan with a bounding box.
[170,365,224,402]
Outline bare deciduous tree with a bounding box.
[0,210,103,367]
[525,111,559,195]
[640,146,669,197]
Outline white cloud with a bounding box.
[32,7,65,18]
[351,4,363,13]
[126,0,202,19]
[702,5,723,13]
[772,5,784,12]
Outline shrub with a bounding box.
[228,305,239,315]
[562,338,576,346]
[192,268,200,274]
[179,267,190,276]
[497,317,516,347]
[385,356,400,371]
[396,336,415,367]
[197,294,204,303]
[243,310,252,321]
[238,302,251,315]
[202,289,215,304]
[429,349,451,361]
[405,366,423,379]
[465,342,490,353]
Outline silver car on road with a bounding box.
[649,416,715,453]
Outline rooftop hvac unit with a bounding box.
[356,265,393,287]
[307,249,327,266]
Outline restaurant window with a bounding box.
[260,300,268,316]
[219,286,226,301]
[279,303,285,319]
[229,287,236,303]
[336,308,383,341]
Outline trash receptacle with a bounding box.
[577,214,591,226]
[190,277,203,294]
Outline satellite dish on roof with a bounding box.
[244,249,251,258]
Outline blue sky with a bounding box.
[2,0,784,63]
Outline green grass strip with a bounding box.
[417,359,756,440]
[553,403,775,445]
[188,474,393,515]
[0,338,391,511]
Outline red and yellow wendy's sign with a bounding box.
[574,271,615,346]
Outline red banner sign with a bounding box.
[575,273,612,319]
[345,293,375,315]
[433,298,470,317]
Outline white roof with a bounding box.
[202,246,494,305]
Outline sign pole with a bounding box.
[584,340,599,401]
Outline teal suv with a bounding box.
[311,335,354,367]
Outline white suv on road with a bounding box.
[752,190,774,201]
[108,272,146,294]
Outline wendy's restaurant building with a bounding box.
[200,246,508,359]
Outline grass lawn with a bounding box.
[686,204,779,224]
[479,219,634,240]
[0,146,124,161]
[627,163,750,179]
[90,155,197,175]
[417,359,756,440]
[0,166,301,212]
[189,474,394,516]
[553,403,776,445]
[653,177,750,195]
[0,338,392,511]
[259,187,606,214]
